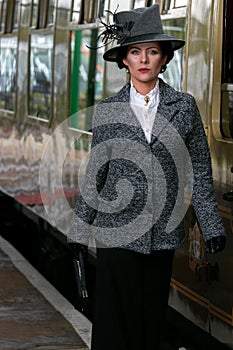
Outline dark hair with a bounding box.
[116,41,174,73]
[159,42,174,73]
[116,46,129,70]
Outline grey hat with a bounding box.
[102,4,185,62]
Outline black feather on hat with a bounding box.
[99,4,185,62]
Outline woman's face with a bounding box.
[123,42,167,92]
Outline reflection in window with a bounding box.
[0,37,17,111]
[221,0,233,139]
[29,34,53,119]
[31,0,39,27]
[0,0,7,32]
[133,0,146,8]
[104,60,126,98]
[161,18,186,91]
[72,0,81,22]
[47,0,55,25]
[69,29,104,129]
[72,0,106,23]
[174,0,187,8]
[13,0,20,30]
[221,85,233,139]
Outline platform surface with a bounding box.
[0,236,91,350]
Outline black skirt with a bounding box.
[91,248,174,350]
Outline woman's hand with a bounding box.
[205,236,226,254]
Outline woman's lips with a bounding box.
[138,68,150,73]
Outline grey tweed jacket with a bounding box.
[69,78,226,254]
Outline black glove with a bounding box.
[205,236,226,254]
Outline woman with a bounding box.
[69,4,226,350]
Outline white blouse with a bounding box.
[129,80,160,143]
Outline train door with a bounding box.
[162,0,212,339]
[207,0,233,346]
[170,0,233,347]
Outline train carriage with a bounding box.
[0,0,233,347]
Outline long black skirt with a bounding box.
[91,248,175,350]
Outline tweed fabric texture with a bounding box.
[69,79,226,254]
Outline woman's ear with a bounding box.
[162,54,168,66]
[123,58,128,67]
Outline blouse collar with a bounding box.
[130,80,159,108]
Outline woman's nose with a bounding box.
[141,51,148,63]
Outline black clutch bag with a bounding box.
[72,248,88,311]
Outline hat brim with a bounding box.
[103,33,185,62]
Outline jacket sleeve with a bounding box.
[186,96,226,242]
[68,105,110,245]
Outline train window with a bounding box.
[33,0,55,29]
[1,0,14,33]
[0,36,17,111]
[47,0,55,26]
[159,0,187,13]
[12,0,20,30]
[132,0,146,8]
[174,0,187,7]
[69,29,104,129]
[108,0,130,12]
[161,17,186,91]
[221,0,233,139]
[221,85,233,138]
[31,0,39,27]
[72,0,81,22]
[103,60,127,98]
[0,0,6,32]
[71,0,104,24]
[29,34,53,120]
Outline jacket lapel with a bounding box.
[114,83,149,144]
[157,78,182,120]
[150,79,182,146]
[113,79,182,146]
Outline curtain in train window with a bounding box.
[0,36,17,111]
[221,0,233,139]
[160,18,186,91]
[69,29,104,130]
[29,34,53,120]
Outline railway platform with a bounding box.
[0,235,91,350]
[0,232,221,350]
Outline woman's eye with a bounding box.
[130,50,139,55]
[149,50,158,55]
